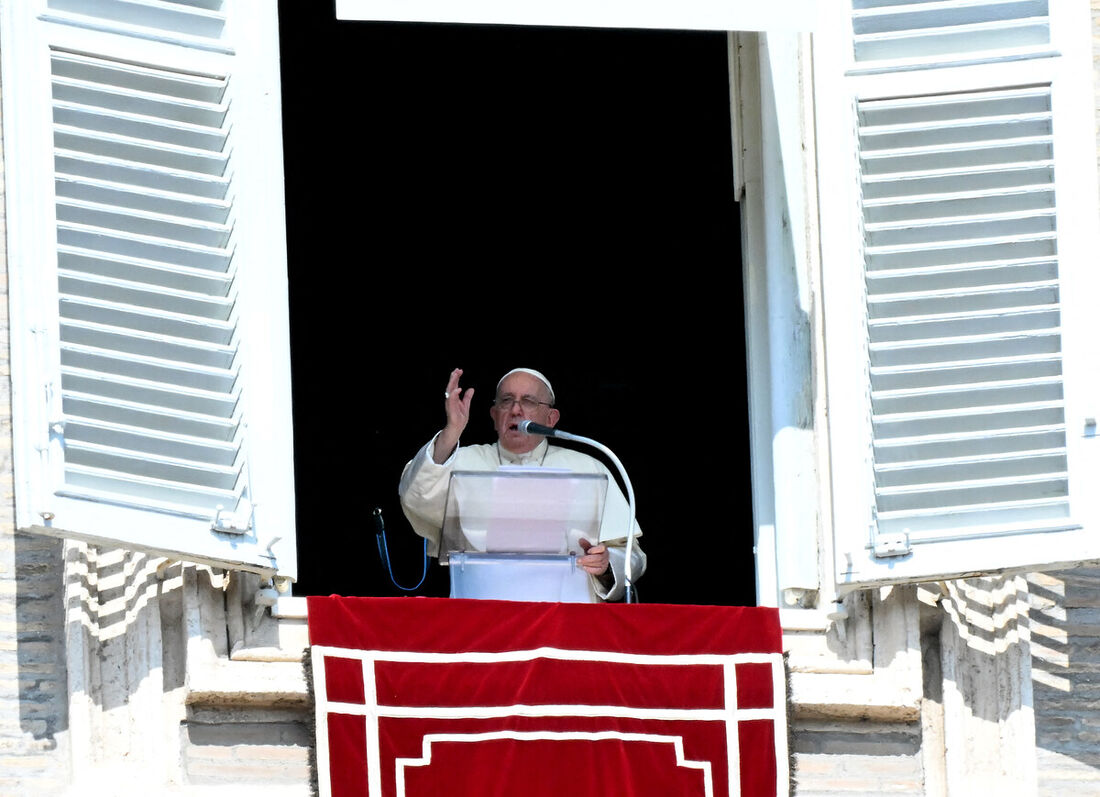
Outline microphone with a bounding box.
[517,419,559,437]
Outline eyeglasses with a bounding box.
[494,394,553,412]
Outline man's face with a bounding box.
[490,372,560,454]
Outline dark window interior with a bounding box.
[278,3,755,605]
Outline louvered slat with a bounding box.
[63,392,238,440]
[54,128,229,174]
[57,200,232,246]
[58,224,233,271]
[871,374,1062,415]
[53,51,227,102]
[47,0,227,42]
[58,249,232,295]
[64,417,240,466]
[872,400,1064,438]
[64,440,242,491]
[58,270,234,319]
[60,297,235,344]
[873,426,1065,462]
[871,352,1061,390]
[56,152,230,199]
[63,464,243,514]
[56,176,231,223]
[62,367,238,417]
[851,0,1050,62]
[51,51,249,519]
[60,319,236,367]
[859,85,1069,540]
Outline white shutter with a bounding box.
[1,2,297,578]
[818,0,1100,588]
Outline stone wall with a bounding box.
[1031,568,1100,796]
[792,719,923,796]
[182,708,311,787]
[0,532,69,794]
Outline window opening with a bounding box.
[277,9,752,604]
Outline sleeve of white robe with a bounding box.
[397,434,454,557]
[589,460,646,601]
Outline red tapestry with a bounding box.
[308,597,787,797]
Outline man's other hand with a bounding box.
[578,537,610,578]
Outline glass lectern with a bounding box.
[441,468,608,602]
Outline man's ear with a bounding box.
[547,408,560,428]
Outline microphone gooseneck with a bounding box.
[515,418,638,603]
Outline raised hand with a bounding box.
[433,368,474,463]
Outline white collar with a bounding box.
[497,438,549,466]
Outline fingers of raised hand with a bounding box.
[444,370,472,407]
[442,370,473,433]
[445,368,463,397]
[447,386,472,415]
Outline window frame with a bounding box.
[334,0,824,32]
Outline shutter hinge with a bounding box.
[212,502,253,535]
[873,530,911,558]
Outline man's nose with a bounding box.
[509,401,524,415]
